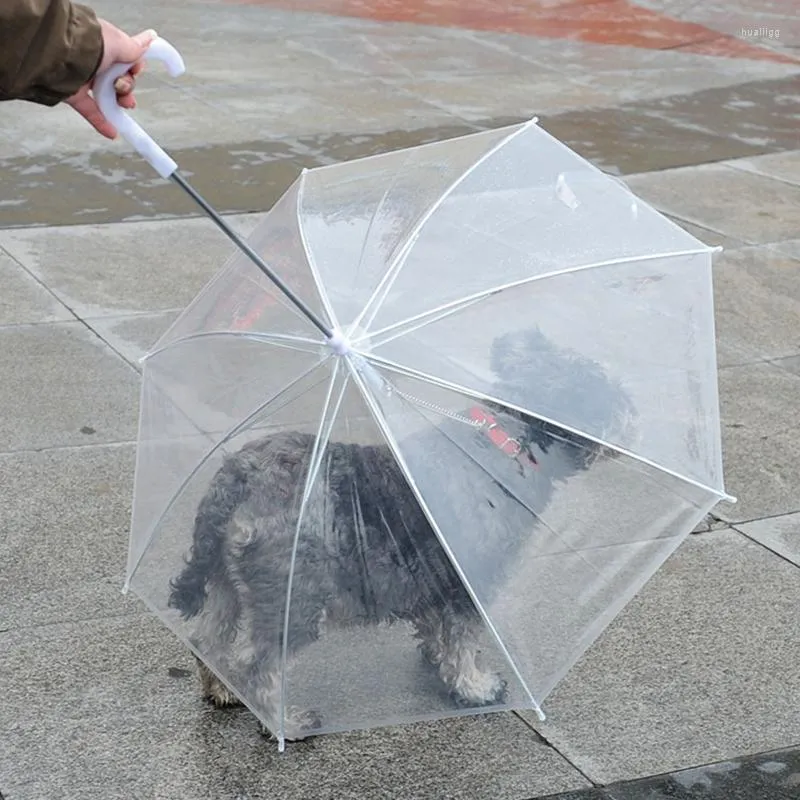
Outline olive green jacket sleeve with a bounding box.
[0,0,103,106]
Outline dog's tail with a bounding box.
[168,454,251,620]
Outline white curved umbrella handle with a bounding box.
[94,37,186,179]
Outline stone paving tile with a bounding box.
[624,164,800,244]
[388,74,620,120]
[606,746,800,800]
[566,62,800,105]
[298,27,537,78]
[630,76,800,152]
[715,362,800,523]
[0,250,72,325]
[0,215,261,317]
[214,76,465,136]
[514,44,800,105]
[0,444,140,630]
[714,363,800,523]
[524,530,800,784]
[0,322,140,452]
[664,215,746,249]
[0,617,590,800]
[735,511,800,567]
[725,149,800,186]
[712,244,800,367]
[87,310,182,366]
[538,108,770,175]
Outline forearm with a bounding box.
[0,0,103,105]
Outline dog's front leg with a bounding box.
[414,607,508,707]
[246,656,322,742]
[197,657,242,707]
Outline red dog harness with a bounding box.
[469,407,538,469]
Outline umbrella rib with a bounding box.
[349,121,534,336]
[361,352,731,501]
[144,330,322,360]
[125,358,332,586]
[347,357,546,721]
[278,359,346,750]
[353,246,713,349]
[296,172,340,331]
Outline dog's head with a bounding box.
[488,327,636,475]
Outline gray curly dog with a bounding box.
[167,327,635,741]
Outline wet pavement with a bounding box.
[1,0,799,798]
[543,746,800,799]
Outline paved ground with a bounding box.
[1,0,799,798]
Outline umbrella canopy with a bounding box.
[127,120,732,748]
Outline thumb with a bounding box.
[113,28,158,64]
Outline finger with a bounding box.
[118,92,137,110]
[130,61,145,78]
[67,92,117,139]
[114,74,135,95]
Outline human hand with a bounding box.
[65,22,158,139]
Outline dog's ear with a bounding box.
[490,326,549,378]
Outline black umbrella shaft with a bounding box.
[171,172,333,339]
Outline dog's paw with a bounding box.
[204,683,242,708]
[197,663,243,708]
[451,672,508,708]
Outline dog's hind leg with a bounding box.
[414,607,508,708]
[187,564,244,702]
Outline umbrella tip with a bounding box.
[326,329,351,356]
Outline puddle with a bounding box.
[1,73,797,229]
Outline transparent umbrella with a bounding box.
[100,40,733,750]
